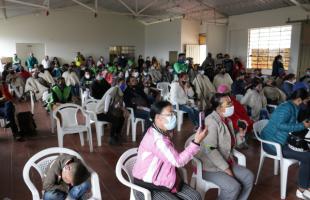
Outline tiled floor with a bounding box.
[0,101,302,200]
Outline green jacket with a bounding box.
[47,85,71,111]
[173,62,188,74]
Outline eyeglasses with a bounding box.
[159,111,176,117]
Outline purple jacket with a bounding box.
[132,126,200,189]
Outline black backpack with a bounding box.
[17,112,37,136]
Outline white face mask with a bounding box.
[199,70,205,75]
[307,71,310,75]
[85,74,90,79]
[143,72,148,76]
[168,68,173,73]
[163,114,177,130]
[223,106,234,117]
[133,72,139,78]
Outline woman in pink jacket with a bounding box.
[132,101,208,200]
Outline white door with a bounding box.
[16,43,45,66]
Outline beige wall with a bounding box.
[0,7,145,65]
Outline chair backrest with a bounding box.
[53,103,83,128]
[253,119,269,138]
[157,82,170,95]
[115,148,138,186]
[83,99,99,121]
[23,147,83,199]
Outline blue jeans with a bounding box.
[43,181,91,200]
[71,84,80,97]
[176,105,199,127]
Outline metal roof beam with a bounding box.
[5,0,48,9]
[288,0,310,12]
[71,0,97,13]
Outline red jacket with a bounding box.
[229,96,253,133]
[19,70,32,80]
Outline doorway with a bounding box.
[16,43,45,66]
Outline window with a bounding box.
[109,46,135,63]
[247,25,292,69]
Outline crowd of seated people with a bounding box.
[1,51,310,199]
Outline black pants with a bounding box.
[97,112,124,140]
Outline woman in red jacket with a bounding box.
[217,84,253,149]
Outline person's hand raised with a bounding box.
[194,127,208,144]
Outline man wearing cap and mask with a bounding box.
[42,154,91,200]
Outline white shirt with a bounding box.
[170,82,194,105]
[42,59,51,69]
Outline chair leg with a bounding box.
[132,122,137,142]
[50,113,55,133]
[255,154,265,185]
[195,181,206,200]
[141,121,145,133]
[126,118,131,136]
[274,160,279,175]
[280,160,289,199]
[87,128,93,152]
[95,124,102,147]
[79,132,85,146]
[190,174,196,188]
[177,112,183,132]
[58,131,63,147]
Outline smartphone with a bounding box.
[237,120,247,130]
[199,112,205,129]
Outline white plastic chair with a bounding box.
[115,148,188,200]
[126,107,145,142]
[53,103,93,152]
[83,99,109,146]
[156,82,170,100]
[185,135,246,199]
[253,119,299,199]
[174,103,187,132]
[30,91,35,115]
[23,147,101,200]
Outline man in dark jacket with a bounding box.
[272,55,284,77]
[43,154,90,200]
[90,73,110,100]
[124,76,151,130]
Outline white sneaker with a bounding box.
[296,189,310,200]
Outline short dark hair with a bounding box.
[150,101,172,121]
[70,160,90,186]
[250,77,262,89]
[210,93,229,111]
[178,72,188,79]
[290,88,309,100]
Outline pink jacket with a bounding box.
[132,127,200,190]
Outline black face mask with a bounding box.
[221,71,225,74]
[182,81,187,85]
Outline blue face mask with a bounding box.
[119,83,126,92]
[164,114,177,130]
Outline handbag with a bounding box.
[287,129,310,152]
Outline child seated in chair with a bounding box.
[42,154,91,200]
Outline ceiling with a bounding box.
[0,0,309,24]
